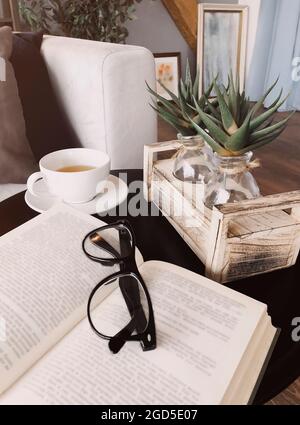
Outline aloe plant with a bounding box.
[147,62,215,137]
[190,73,294,156]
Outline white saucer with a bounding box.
[25,174,128,215]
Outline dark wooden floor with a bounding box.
[158,112,300,406]
[158,111,300,195]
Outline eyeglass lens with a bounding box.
[89,273,150,339]
[84,224,133,260]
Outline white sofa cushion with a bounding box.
[41,36,157,170]
[0,184,26,203]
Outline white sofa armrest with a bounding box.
[41,36,157,169]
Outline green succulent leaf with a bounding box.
[157,80,181,106]
[193,68,200,98]
[238,126,287,154]
[206,114,223,127]
[204,80,215,98]
[250,112,294,143]
[240,98,251,122]
[248,126,286,146]
[147,62,208,135]
[251,77,279,115]
[185,60,193,95]
[256,118,274,131]
[180,79,188,100]
[186,102,198,113]
[250,92,290,131]
[235,72,240,94]
[235,92,241,125]
[178,91,193,120]
[210,97,219,107]
[195,109,228,147]
[228,70,238,119]
[189,119,229,156]
[204,97,222,120]
[213,80,238,135]
[267,88,283,110]
[146,83,183,118]
[192,114,202,126]
[156,104,190,128]
[149,105,183,134]
[225,113,252,151]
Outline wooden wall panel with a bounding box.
[162,0,198,51]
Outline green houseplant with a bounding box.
[190,73,293,157]
[190,73,294,207]
[18,0,143,43]
[147,62,216,183]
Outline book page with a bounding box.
[0,261,272,405]
[0,204,143,395]
[222,319,277,404]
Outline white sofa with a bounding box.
[0,35,157,203]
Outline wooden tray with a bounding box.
[144,141,300,283]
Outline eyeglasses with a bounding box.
[83,220,156,354]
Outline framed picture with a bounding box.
[197,4,248,96]
[154,53,181,100]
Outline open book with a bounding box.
[0,204,277,405]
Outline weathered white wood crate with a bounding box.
[144,141,300,283]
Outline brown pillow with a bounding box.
[0,27,37,183]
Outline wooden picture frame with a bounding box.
[197,4,248,96]
[154,52,181,100]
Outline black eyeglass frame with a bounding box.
[83,220,156,354]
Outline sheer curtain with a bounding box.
[247,0,300,111]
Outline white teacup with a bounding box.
[27,148,111,204]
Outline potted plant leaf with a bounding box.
[18,0,144,43]
[147,62,215,184]
[190,73,294,208]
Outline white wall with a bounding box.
[238,0,263,99]
[127,0,243,76]
[244,0,278,100]
[126,0,196,76]
[126,0,263,98]
[239,0,261,78]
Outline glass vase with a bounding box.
[204,152,261,209]
[173,134,215,184]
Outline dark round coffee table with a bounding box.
[1,170,299,405]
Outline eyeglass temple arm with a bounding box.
[118,229,148,333]
[109,315,138,354]
[119,276,148,333]
[109,304,152,354]
[92,229,145,329]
